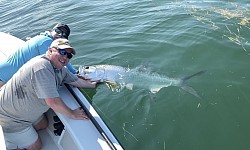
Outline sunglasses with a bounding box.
[56,48,73,59]
[54,28,68,38]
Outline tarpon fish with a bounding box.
[78,65,205,98]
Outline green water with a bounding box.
[1,0,250,149]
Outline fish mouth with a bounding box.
[79,66,97,80]
[81,66,106,81]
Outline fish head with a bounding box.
[78,65,105,81]
[82,66,96,74]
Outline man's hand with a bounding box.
[71,107,89,120]
[70,76,99,88]
[77,74,88,80]
[46,98,89,120]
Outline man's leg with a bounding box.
[4,126,41,150]
[33,114,48,131]
[26,137,42,150]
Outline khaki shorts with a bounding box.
[3,126,38,149]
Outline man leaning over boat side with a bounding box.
[0,23,77,88]
[0,38,97,150]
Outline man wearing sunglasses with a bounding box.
[0,23,76,88]
[0,38,98,150]
[52,23,70,39]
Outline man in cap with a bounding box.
[0,38,97,150]
[0,23,76,88]
[52,23,71,39]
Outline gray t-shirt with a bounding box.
[0,55,78,133]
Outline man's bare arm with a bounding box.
[45,97,88,120]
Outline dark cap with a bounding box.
[53,23,70,39]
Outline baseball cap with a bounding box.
[53,23,70,39]
[50,38,76,55]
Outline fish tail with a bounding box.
[181,70,206,82]
[180,70,206,98]
[181,86,201,98]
